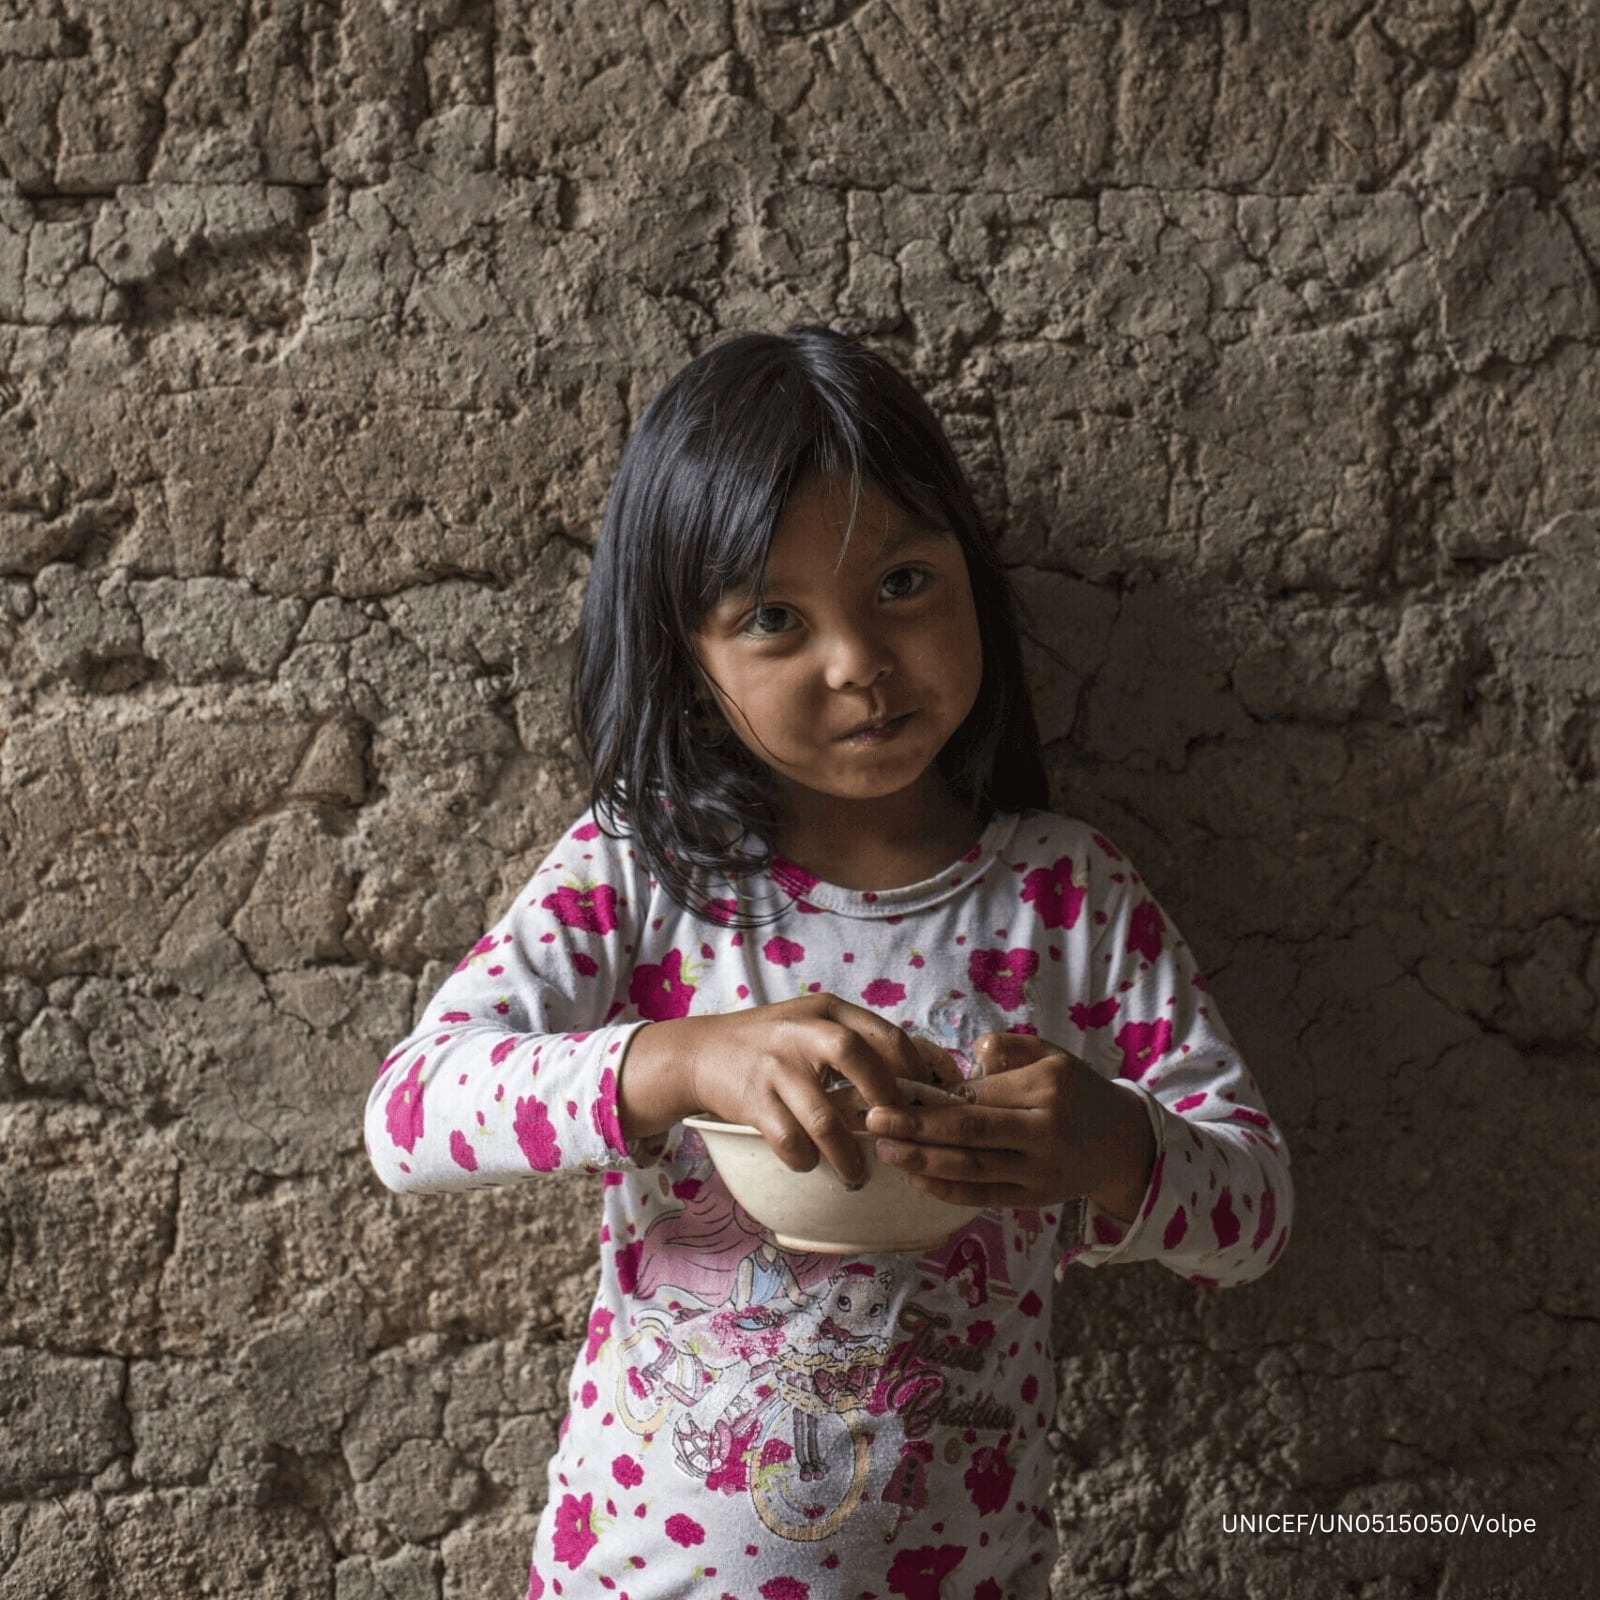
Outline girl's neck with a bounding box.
[773,780,983,892]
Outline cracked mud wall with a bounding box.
[1,2,1596,1596]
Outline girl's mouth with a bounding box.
[840,713,913,745]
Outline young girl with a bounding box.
[366,326,1292,1600]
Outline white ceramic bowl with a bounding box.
[683,1114,983,1255]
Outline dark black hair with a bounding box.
[571,325,1049,919]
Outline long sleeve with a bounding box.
[364,812,659,1193]
[1054,832,1293,1287]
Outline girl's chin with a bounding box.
[776,770,938,806]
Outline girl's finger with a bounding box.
[864,1099,1033,1149]
[963,1055,1078,1109]
[874,1136,1029,1184]
[807,1000,920,1103]
[974,1031,1063,1076]
[750,1092,829,1176]
[841,999,926,1084]
[909,1033,966,1086]
[777,1082,871,1188]
[900,1172,1038,1210]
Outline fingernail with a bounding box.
[844,1175,865,1192]
[875,1140,900,1164]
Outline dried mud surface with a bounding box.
[2,2,1596,1596]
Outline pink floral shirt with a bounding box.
[366,808,1292,1600]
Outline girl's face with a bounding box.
[692,475,983,838]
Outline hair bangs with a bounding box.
[680,371,867,623]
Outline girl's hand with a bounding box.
[862,1031,1158,1222]
[618,995,929,1188]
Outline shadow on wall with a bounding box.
[1022,511,1596,1579]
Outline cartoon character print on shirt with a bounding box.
[744,1264,899,1541]
[607,1015,1049,1553]
[614,1143,903,1542]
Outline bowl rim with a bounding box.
[683,1112,874,1142]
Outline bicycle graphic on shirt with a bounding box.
[615,1271,892,1541]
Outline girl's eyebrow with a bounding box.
[875,525,947,557]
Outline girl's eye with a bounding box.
[880,566,930,601]
[740,604,795,638]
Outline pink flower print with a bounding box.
[1127,900,1166,962]
[1173,1091,1206,1113]
[592,1067,625,1154]
[586,1309,614,1364]
[615,1241,643,1296]
[514,1095,562,1171]
[762,936,805,968]
[1212,1187,1240,1248]
[1231,1106,1271,1130]
[703,1412,762,1495]
[1092,1214,1125,1246]
[1251,1187,1277,1252]
[543,882,619,936]
[551,1491,598,1569]
[1092,832,1123,859]
[385,1057,426,1152]
[760,1580,810,1600]
[963,1435,1016,1515]
[1069,996,1120,1032]
[769,857,820,897]
[1163,1205,1189,1250]
[611,1453,643,1488]
[629,948,695,1020]
[448,1130,477,1172]
[1114,1018,1172,1081]
[665,1513,705,1547]
[887,1543,965,1599]
[861,977,906,1007]
[1018,1290,1043,1317]
[525,1563,545,1599]
[572,951,598,978]
[491,1036,520,1068]
[573,820,601,841]
[1020,855,1085,930]
[454,933,498,972]
[975,1582,1001,1600]
[968,947,1038,1011]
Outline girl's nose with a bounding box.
[821,623,894,691]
